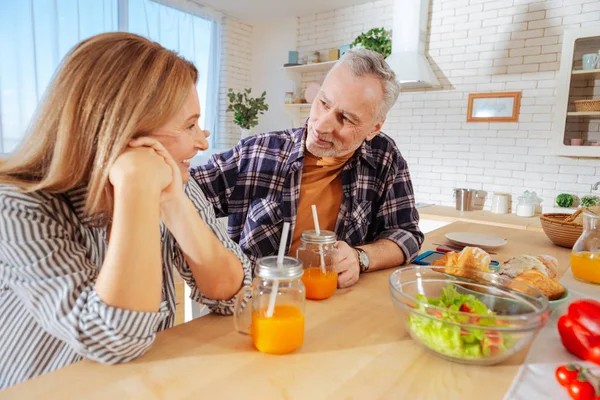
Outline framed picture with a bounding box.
[467,92,521,122]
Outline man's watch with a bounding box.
[354,247,371,273]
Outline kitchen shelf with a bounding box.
[554,26,600,157]
[282,61,337,74]
[283,103,312,107]
[282,61,335,126]
[571,68,600,78]
[567,111,600,116]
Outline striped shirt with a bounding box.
[0,178,252,389]
[192,124,424,264]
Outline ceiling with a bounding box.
[193,0,376,22]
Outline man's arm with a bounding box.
[369,152,423,265]
[357,238,404,271]
[335,151,423,288]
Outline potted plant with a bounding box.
[351,27,392,58]
[556,193,574,208]
[580,195,598,208]
[227,88,269,138]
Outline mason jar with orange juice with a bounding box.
[571,210,600,284]
[233,256,306,354]
[296,230,338,300]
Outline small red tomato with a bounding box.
[556,365,579,387]
[568,379,595,400]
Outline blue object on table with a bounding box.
[414,250,499,267]
[339,44,350,56]
[288,51,299,64]
[414,250,446,265]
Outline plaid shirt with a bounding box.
[191,125,423,264]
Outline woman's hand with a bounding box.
[109,145,172,194]
[128,137,186,207]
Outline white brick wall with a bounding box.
[217,18,253,148]
[294,0,600,212]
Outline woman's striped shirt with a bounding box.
[0,178,252,389]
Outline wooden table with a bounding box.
[2,222,572,400]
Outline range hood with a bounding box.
[385,0,440,88]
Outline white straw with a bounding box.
[266,222,290,318]
[311,205,321,236]
[277,222,290,267]
[311,205,327,274]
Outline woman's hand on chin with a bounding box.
[128,137,186,207]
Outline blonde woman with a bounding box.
[0,32,251,389]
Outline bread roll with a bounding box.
[501,255,556,279]
[512,270,565,300]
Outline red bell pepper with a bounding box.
[558,299,600,366]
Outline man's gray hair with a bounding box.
[335,48,401,122]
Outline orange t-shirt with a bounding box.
[289,150,354,256]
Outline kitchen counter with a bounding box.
[419,205,543,232]
[2,222,572,400]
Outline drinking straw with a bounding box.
[266,222,290,318]
[311,205,327,274]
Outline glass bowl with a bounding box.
[389,266,550,365]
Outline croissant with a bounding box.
[512,270,565,300]
[431,247,491,278]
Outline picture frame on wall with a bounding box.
[467,92,521,122]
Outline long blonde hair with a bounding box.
[0,32,198,225]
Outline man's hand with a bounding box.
[335,241,360,288]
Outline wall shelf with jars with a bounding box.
[554,26,600,157]
[281,61,336,127]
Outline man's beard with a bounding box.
[306,139,338,157]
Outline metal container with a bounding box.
[454,188,478,211]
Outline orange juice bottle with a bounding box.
[571,210,600,285]
[296,230,338,300]
[234,256,306,354]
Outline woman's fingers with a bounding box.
[129,137,173,162]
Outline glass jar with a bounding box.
[234,256,306,354]
[284,92,294,104]
[516,190,536,217]
[296,229,338,300]
[571,210,600,284]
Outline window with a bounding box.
[0,0,220,153]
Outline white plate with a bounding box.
[444,232,507,249]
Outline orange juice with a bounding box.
[571,252,600,284]
[302,267,338,300]
[251,305,304,354]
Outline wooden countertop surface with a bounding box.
[419,205,543,232]
[2,222,572,400]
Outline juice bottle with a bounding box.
[296,229,338,300]
[234,256,306,354]
[571,210,600,285]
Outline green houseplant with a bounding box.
[580,195,598,208]
[556,193,574,208]
[351,27,392,58]
[227,88,269,136]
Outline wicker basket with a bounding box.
[540,213,583,248]
[573,99,600,112]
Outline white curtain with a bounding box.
[0,0,220,153]
[0,0,117,153]
[128,0,220,149]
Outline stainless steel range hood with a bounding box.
[385,0,440,88]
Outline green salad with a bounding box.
[409,285,514,359]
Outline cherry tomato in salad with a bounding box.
[568,379,596,400]
[556,365,580,387]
